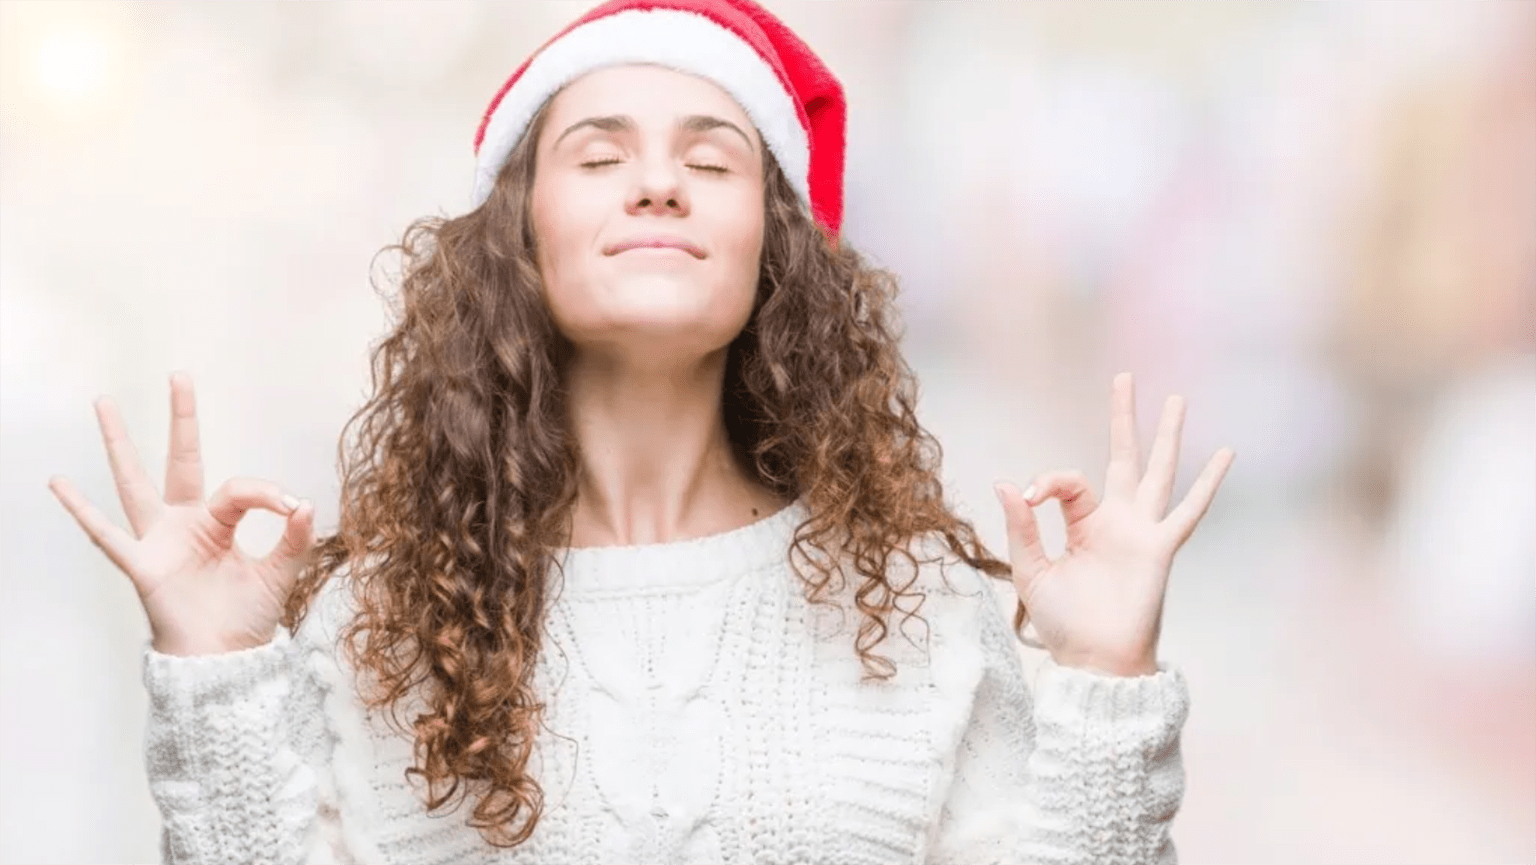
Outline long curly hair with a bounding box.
[279,93,1028,849]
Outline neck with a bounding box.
[563,347,781,547]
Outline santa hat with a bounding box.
[470,0,846,236]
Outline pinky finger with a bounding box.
[49,476,139,579]
[1162,448,1236,548]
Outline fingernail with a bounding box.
[994,483,1006,505]
[281,493,300,512]
[1021,484,1038,504]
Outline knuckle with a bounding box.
[226,476,260,496]
[226,476,282,505]
[209,477,245,505]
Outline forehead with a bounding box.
[539,63,755,134]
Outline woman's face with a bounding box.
[530,64,766,366]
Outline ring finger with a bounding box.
[95,397,164,536]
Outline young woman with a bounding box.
[50,0,1233,862]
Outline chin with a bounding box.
[604,275,747,320]
[556,274,754,349]
[580,308,751,358]
[607,309,745,345]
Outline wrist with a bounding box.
[1052,651,1159,678]
[151,630,273,657]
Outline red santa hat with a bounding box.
[470,0,846,236]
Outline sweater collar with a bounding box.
[551,495,809,595]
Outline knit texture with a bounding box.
[142,496,1189,864]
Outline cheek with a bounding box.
[715,191,766,285]
[532,180,594,285]
[530,185,559,268]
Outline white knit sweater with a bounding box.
[142,497,1189,865]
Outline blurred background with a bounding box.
[1,1,1531,862]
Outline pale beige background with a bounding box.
[2,2,1532,863]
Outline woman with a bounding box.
[49,0,1234,862]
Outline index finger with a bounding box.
[164,372,205,504]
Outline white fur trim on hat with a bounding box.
[471,7,810,209]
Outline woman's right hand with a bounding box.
[49,372,318,657]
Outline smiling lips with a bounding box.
[604,235,706,259]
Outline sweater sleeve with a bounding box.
[926,574,1190,865]
[141,624,339,865]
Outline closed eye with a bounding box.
[579,159,727,173]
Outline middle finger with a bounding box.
[1105,372,1141,500]
[164,372,205,505]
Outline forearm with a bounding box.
[143,628,322,865]
[1018,657,1189,865]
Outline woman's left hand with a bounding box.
[994,372,1235,677]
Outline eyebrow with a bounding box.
[551,114,756,154]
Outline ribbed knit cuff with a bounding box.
[1032,656,1191,738]
[142,628,295,714]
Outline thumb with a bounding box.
[995,482,1050,592]
[262,498,317,587]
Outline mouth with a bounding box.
[604,237,706,259]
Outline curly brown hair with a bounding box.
[279,94,1028,849]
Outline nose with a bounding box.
[625,154,689,218]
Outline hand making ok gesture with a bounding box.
[48,373,318,657]
[995,372,1235,677]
